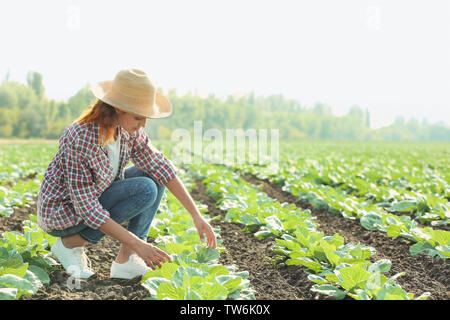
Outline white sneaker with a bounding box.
[110,254,151,279]
[51,237,95,279]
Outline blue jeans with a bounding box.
[47,166,166,244]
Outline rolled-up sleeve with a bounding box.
[62,140,110,229]
[130,129,178,186]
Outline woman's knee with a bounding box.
[135,176,158,205]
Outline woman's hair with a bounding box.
[75,99,118,146]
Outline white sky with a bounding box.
[0,0,449,129]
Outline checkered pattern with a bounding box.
[37,122,178,232]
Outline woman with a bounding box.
[37,68,216,280]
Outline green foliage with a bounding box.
[191,162,428,300]
[0,215,58,300]
[1,72,449,140]
[230,141,450,259]
[26,72,44,99]
[0,140,447,300]
[0,144,58,216]
[141,171,255,300]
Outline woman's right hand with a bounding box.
[99,219,172,270]
[132,240,172,270]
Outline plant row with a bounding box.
[0,214,58,299]
[0,171,256,300]
[140,169,255,300]
[170,140,449,228]
[162,139,450,258]
[186,162,429,300]
[275,154,449,227]
[0,179,41,217]
[0,144,56,217]
[231,161,450,259]
[0,144,57,187]
[0,143,255,300]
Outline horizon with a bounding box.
[1,0,449,129]
[1,74,449,130]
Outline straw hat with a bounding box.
[90,69,172,118]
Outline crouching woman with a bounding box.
[37,69,216,279]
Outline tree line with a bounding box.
[0,71,449,141]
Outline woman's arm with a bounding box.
[129,129,216,247]
[166,176,217,249]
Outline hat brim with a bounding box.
[90,81,172,119]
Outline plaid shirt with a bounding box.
[37,122,178,232]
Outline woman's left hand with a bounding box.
[192,215,217,248]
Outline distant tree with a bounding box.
[313,102,332,115]
[0,108,16,137]
[26,71,45,99]
[348,105,364,122]
[67,84,95,118]
[0,81,39,112]
[394,115,405,125]
[365,107,371,127]
[0,83,19,108]
[0,71,449,141]
[2,69,10,83]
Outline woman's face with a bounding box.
[115,109,147,134]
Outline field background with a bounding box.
[0,139,448,300]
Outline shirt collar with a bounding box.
[118,126,132,142]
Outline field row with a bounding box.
[172,140,450,260]
[187,162,431,300]
[230,161,449,259]
[1,142,449,300]
[0,145,57,217]
[140,169,255,300]
[0,168,257,300]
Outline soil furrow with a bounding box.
[191,178,321,300]
[239,173,450,300]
